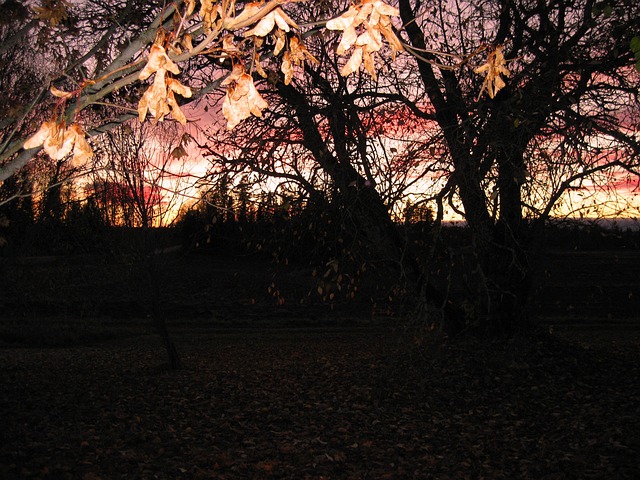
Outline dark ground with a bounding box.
[1,249,639,479]
[1,327,639,479]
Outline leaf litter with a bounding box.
[1,327,638,479]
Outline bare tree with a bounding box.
[0,0,638,338]
[91,121,197,368]
[186,0,640,333]
[394,0,640,331]
[90,121,189,227]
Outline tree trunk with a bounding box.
[398,0,537,334]
[276,81,466,333]
[341,184,467,334]
[139,229,182,369]
[488,148,532,332]
[450,148,532,333]
[150,291,182,370]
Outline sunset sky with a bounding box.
[152,102,640,227]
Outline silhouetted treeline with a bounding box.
[180,211,639,259]
[2,191,639,258]
[540,221,640,251]
[0,201,180,256]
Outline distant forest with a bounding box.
[1,192,638,258]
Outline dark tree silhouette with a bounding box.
[0,0,638,337]
[396,0,640,331]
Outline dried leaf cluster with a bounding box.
[475,45,511,99]
[215,3,321,128]
[243,5,298,37]
[199,0,224,32]
[326,0,403,79]
[22,0,513,163]
[23,119,93,167]
[219,4,299,128]
[221,64,269,129]
[241,5,319,87]
[138,38,193,125]
[281,36,319,85]
[32,0,70,27]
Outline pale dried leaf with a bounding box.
[167,77,192,98]
[221,63,246,86]
[200,0,223,31]
[244,7,298,37]
[182,33,194,52]
[336,26,358,55]
[373,0,400,17]
[281,51,293,85]
[289,36,319,65]
[185,0,196,17]
[273,8,297,31]
[340,46,363,77]
[246,76,269,116]
[357,28,383,52]
[355,2,375,23]
[224,1,264,30]
[166,91,188,125]
[254,52,268,78]
[221,34,240,57]
[45,123,74,160]
[325,7,358,31]
[379,23,403,57]
[139,44,180,81]
[222,88,251,130]
[222,73,268,129]
[362,49,376,79]
[228,73,253,101]
[24,121,53,149]
[327,0,402,78]
[137,93,149,123]
[50,85,73,99]
[138,69,172,122]
[244,10,277,37]
[68,124,93,166]
[474,45,510,99]
[273,29,286,56]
